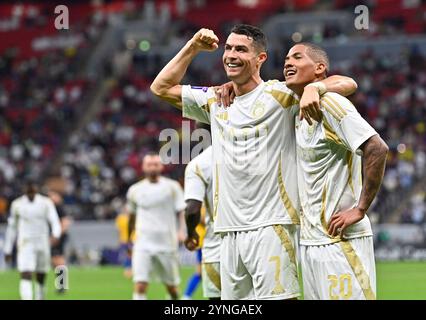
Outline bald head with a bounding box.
[142,152,163,182]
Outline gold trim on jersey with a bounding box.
[204,195,213,220]
[267,90,299,109]
[207,97,217,108]
[322,99,343,121]
[323,118,345,147]
[278,160,300,224]
[346,151,355,195]
[266,79,280,85]
[327,95,348,116]
[340,241,376,300]
[272,225,297,266]
[320,185,341,243]
[200,104,210,113]
[320,185,328,231]
[213,164,219,220]
[194,164,213,218]
[322,96,347,122]
[203,263,221,291]
[195,164,208,186]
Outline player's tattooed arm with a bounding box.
[184,199,202,251]
[328,135,388,238]
[150,28,219,109]
[357,134,389,214]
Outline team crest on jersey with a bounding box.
[251,101,265,119]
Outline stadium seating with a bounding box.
[0,0,425,225]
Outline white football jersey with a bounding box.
[295,92,378,246]
[4,194,61,254]
[182,80,300,232]
[184,146,220,263]
[126,177,186,253]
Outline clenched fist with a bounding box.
[190,28,219,52]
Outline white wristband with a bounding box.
[306,82,327,96]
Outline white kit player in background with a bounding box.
[4,181,61,300]
[184,146,221,300]
[127,152,186,300]
[284,43,389,300]
[151,24,357,300]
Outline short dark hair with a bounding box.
[299,42,330,73]
[230,24,267,52]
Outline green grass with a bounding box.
[0,262,425,300]
[0,266,204,300]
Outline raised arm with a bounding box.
[328,134,388,237]
[150,28,219,109]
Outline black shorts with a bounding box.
[51,234,68,257]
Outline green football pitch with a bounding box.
[0,262,425,300]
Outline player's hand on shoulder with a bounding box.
[299,85,323,125]
[191,28,219,52]
[328,207,366,238]
[214,81,235,108]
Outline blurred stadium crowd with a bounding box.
[0,0,425,227]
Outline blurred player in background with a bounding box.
[4,181,61,300]
[127,152,186,300]
[184,146,221,300]
[284,43,389,299]
[48,190,72,294]
[182,248,202,300]
[115,209,135,279]
[151,24,356,299]
[182,209,205,300]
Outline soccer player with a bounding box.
[150,25,356,300]
[4,181,62,300]
[184,146,221,300]
[127,152,186,300]
[115,209,135,279]
[182,248,202,300]
[48,190,72,294]
[284,43,389,300]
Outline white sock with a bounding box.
[132,292,147,300]
[35,282,46,300]
[19,280,33,300]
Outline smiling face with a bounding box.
[284,44,327,95]
[222,33,267,85]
